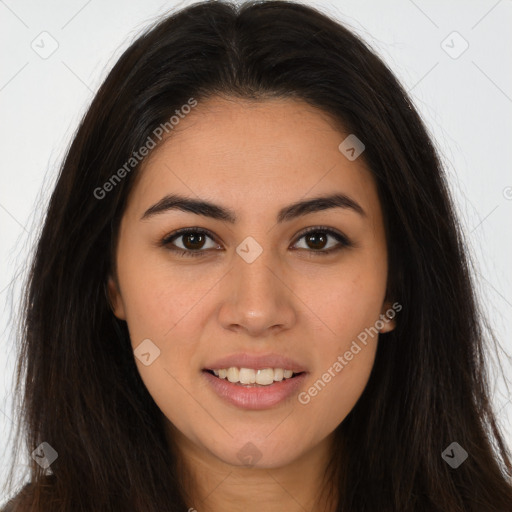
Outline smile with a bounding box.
[207,367,301,386]
[202,369,307,410]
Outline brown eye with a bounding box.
[161,228,219,257]
[161,226,352,258]
[180,232,207,250]
[292,227,352,255]
[304,232,328,250]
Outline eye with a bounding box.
[161,227,220,258]
[160,226,352,258]
[291,226,352,256]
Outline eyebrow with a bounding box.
[140,192,366,223]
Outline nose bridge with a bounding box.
[217,234,296,334]
[235,237,278,299]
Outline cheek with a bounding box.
[301,260,387,345]
[116,250,217,407]
[293,262,384,424]
[120,274,207,389]
[116,240,215,342]
[297,284,380,430]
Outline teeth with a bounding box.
[274,368,284,381]
[239,367,256,384]
[210,367,299,386]
[227,367,239,383]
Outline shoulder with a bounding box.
[1,482,32,512]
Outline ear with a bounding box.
[378,300,398,334]
[106,275,126,320]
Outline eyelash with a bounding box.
[160,226,353,258]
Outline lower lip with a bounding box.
[202,370,307,410]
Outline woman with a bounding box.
[2,1,512,510]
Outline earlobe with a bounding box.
[106,276,126,320]
[379,301,398,333]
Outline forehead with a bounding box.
[127,96,380,222]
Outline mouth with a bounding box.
[202,367,308,409]
[202,367,306,387]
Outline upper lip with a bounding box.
[203,353,308,373]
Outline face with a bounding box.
[108,96,395,470]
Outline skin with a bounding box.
[108,96,396,512]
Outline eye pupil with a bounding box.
[183,233,205,250]
[306,232,327,250]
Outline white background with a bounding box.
[1,0,511,500]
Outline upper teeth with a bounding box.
[212,367,296,385]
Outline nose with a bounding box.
[217,244,297,337]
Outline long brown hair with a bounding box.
[3,1,512,510]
